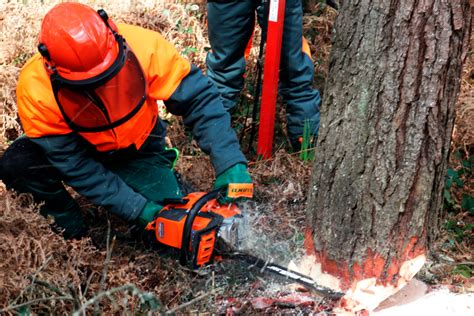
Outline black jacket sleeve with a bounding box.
[30,134,146,221]
[164,65,247,175]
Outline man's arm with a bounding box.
[164,65,247,175]
[30,134,147,221]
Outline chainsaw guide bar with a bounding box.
[226,252,344,300]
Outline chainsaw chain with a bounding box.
[226,252,344,300]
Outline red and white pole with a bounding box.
[257,0,285,159]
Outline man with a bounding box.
[0,3,252,239]
[206,0,322,151]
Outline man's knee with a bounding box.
[1,137,87,239]
[0,137,56,186]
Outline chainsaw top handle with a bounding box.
[179,188,224,265]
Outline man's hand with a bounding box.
[137,201,163,228]
[213,163,252,204]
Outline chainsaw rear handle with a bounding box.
[179,188,224,265]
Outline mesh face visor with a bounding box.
[51,37,147,132]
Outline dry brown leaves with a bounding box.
[0,186,101,313]
[452,23,474,153]
[0,185,216,314]
[303,3,338,92]
[118,1,208,67]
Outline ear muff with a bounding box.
[37,42,57,73]
[97,9,119,35]
[37,43,51,61]
[97,9,109,22]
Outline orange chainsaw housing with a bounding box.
[145,192,242,267]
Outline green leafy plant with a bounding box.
[182,46,198,56]
[445,220,473,243]
[444,168,464,209]
[443,151,473,247]
[461,194,474,215]
[444,151,473,212]
[452,264,473,278]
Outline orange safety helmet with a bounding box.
[38,3,119,81]
[37,3,148,133]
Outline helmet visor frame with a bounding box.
[50,35,148,133]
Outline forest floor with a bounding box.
[0,1,472,315]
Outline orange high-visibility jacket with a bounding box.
[13,23,247,223]
[17,23,191,152]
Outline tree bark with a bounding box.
[305,0,471,306]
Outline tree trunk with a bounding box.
[302,0,471,311]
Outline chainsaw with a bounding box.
[145,184,343,299]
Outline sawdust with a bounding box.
[237,200,304,265]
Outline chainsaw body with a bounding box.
[145,185,251,267]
